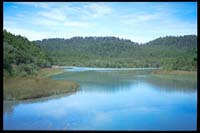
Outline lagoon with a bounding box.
[3,67,197,130]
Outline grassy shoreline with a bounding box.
[37,68,65,78]
[3,68,79,101]
[150,69,197,81]
[3,67,197,101]
[151,69,197,76]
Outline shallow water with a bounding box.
[3,68,197,130]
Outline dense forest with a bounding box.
[3,30,197,77]
[34,35,197,70]
[3,30,51,76]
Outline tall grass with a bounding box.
[151,69,197,82]
[151,69,197,76]
[3,74,79,100]
[37,68,65,78]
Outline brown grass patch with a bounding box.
[37,68,65,78]
[3,77,79,100]
[151,69,197,76]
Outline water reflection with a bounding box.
[3,101,16,115]
[144,76,197,92]
[4,70,197,130]
[3,92,76,115]
[4,70,196,114]
[51,70,196,93]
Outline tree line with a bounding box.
[34,35,197,70]
[3,29,197,77]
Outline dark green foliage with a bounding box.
[3,29,197,73]
[34,35,197,71]
[3,30,51,76]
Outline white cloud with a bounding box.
[64,21,91,28]
[5,28,56,41]
[4,27,93,41]
[16,14,23,17]
[11,5,18,8]
[84,3,113,18]
[14,2,51,9]
[117,6,197,43]
[33,18,61,26]
[4,2,197,43]
[38,9,66,21]
[120,11,166,25]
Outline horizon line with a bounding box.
[3,29,197,44]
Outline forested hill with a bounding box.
[3,30,51,76]
[2,29,197,73]
[33,35,197,71]
[146,35,197,49]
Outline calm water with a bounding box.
[3,67,197,130]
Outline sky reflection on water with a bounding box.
[4,69,197,130]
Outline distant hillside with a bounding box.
[3,30,51,76]
[33,35,197,70]
[146,35,197,47]
[34,36,139,58]
[2,30,197,72]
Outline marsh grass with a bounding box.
[3,68,79,100]
[37,68,65,78]
[151,69,197,75]
[151,70,197,82]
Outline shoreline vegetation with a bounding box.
[37,68,65,78]
[3,66,197,101]
[34,35,197,71]
[151,69,197,76]
[3,30,197,101]
[150,69,197,82]
[3,68,79,101]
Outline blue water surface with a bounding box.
[3,68,197,130]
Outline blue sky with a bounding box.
[3,2,197,43]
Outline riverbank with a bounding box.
[37,68,65,78]
[151,69,197,75]
[3,68,79,101]
[151,69,197,81]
